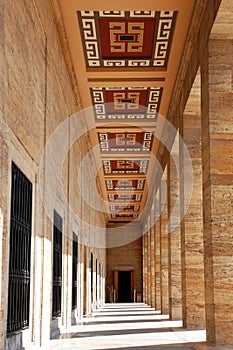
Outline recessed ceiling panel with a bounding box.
[110,204,140,212]
[106,179,145,190]
[111,213,138,220]
[108,193,142,202]
[91,87,163,120]
[98,131,153,152]
[103,159,148,174]
[78,11,177,68]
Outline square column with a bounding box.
[150,214,156,308]
[167,155,182,320]
[142,230,148,303]
[201,38,233,344]
[155,192,161,311]
[160,180,169,315]
[147,221,151,306]
[180,71,206,329]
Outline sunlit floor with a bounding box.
[49,303,233,350]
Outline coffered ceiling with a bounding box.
[51,0,196,225]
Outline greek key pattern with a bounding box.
[106,179,114,190]
[130,11,156,18]
[100,11,156,18]
[137,179,145,190]
[139,160,149,173]
[153,11,176,66]
[135,194,142,201]
[78,11,177,68]
[103,160,111,174]
[98,132,153,152]
[99,11,125,17]
[91,87,163,120]
[98,132,109,151]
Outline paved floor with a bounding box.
[49,303,233,350]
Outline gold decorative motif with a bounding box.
[113,92,140,110]
[109,22,144,53]
[117,160,134,169]
[117,179,133,187]
[115,134,136,146]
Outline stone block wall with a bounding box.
[0,0,106,349]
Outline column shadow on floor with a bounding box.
[59,327,174,339]
[89,312,160,317]
[86,319,166,325]
[96,347,196,350]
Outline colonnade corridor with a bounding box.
[1,0,233,349]
[48,304,231,350]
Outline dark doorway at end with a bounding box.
[118,271,131,302]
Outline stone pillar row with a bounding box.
[201,38,233,345]
[142,36,233,346]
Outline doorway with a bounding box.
[118,271,131,302]
[114,270,134,302]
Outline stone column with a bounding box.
[150,211,156,308]
[167,153,182,320]
[201,38,233,344]
[100,264,103,306]
[142,230,148,303]
[180,71,206,329]
[160,180,169,314]
[147,219,151,306]
[155,192,161,311]
[102,263,106,305]
[92,257,97,311]
[96,261,100,308]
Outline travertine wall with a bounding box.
[0,0,106,349]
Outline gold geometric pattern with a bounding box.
[115,134,136,146]
[110,22,144,53]
[117,160,134,169]
[113,92,140,110]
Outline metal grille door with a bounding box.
[7,163,32,334]
[72,233,78,310]
[52,211,63,318]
